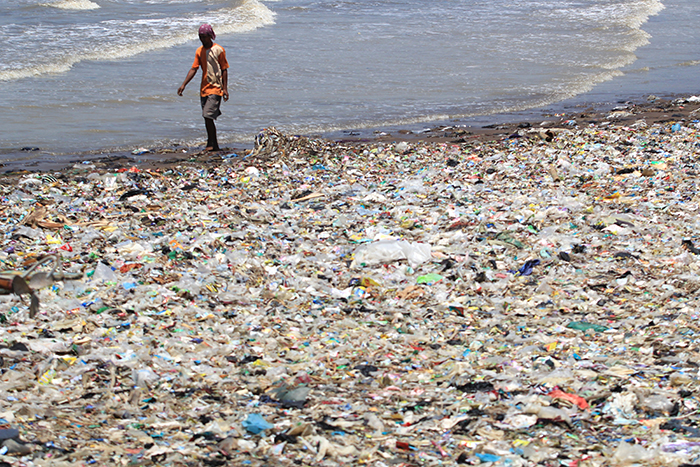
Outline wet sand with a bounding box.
[2,95,699,177]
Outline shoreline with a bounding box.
[3,93,699,176]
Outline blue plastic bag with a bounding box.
[517,259,540,276]
[242,413,274,435]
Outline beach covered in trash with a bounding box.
[1,97,700,466]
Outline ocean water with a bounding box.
[0,0,698,162]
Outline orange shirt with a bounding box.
[192,43,229,97]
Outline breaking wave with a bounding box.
[0,0,274,81]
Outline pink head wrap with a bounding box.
[198,24,216,39]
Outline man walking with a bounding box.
[177,24,229,152]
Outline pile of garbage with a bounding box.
[1,101,700,466]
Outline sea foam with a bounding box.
[0,0,275,81]
[44,0,100,10]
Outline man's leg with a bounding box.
[204,118,219,151]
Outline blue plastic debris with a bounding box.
[242,413,274,435]
[517,259,540,276]
[475,452,502,463]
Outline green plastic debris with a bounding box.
[416,273,443,285]
[493,232,524,249]
[566,321,609,332]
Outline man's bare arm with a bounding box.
[222,68,229,101]
[177,67,198,96]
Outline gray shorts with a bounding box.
[201,94,222,120]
